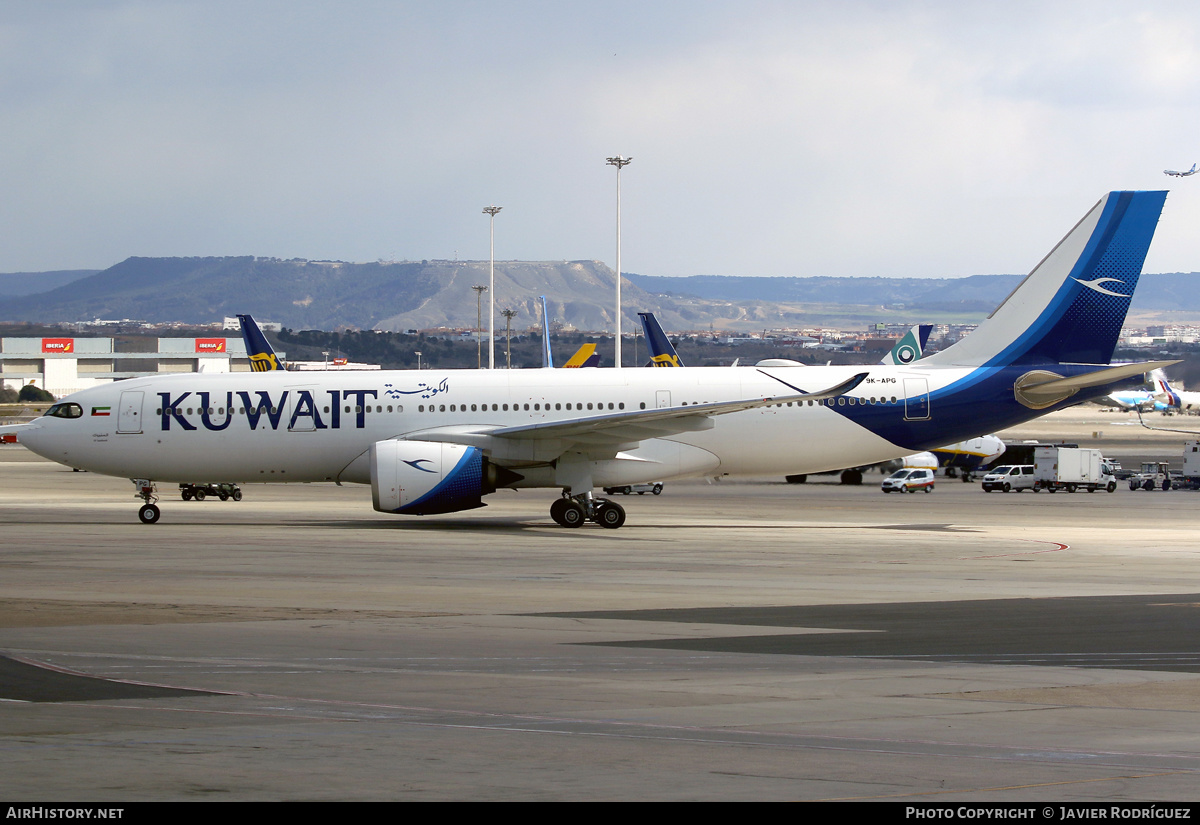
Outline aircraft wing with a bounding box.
[480,371,867,445]
[403,371,868,454]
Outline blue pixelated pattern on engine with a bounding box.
[399,446,484,515]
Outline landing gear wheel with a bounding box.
[560,501,585,528]
[550,498,571,526]
[550,498,586,528]
[138,504,160,524]
[597,501,626,529]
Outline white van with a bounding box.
[981,465,1036,492]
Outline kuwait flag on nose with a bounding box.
[91,406,111,416]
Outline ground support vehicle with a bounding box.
[1128,462,1173,491]
[1033,446,1117,493]
[981,465,1037,492]
[881,468,935,493]
[1175,442,1200,490]
[1127,462,1172,490]
[179,482,243,501]
[602,483,664,496]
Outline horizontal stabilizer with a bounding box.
[1014,360,1179,408]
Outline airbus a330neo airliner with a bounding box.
[4,191,1176,528]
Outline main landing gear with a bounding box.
[133,479,160,524]
[549,492,626,529]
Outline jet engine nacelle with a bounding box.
[371,440,488,515]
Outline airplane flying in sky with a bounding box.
[1164,163,1198,177]
[4,191,1176,529]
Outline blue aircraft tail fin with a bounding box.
[924,191,1167,369]
[638,312,683,367]
[237,314,285,372]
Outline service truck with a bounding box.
[1178,442,1200,490]
[1033,446,1117,493]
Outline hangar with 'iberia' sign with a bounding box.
[0,337,285,398]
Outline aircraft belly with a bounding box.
[678,408,904,476]
[68,428,368,483]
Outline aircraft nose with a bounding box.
[11,422,48,455]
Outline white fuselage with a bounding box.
[19,364,973,487]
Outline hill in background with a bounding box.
[0,258,1196,332]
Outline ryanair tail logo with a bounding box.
[248,352,281,372]
[649,352,682,367]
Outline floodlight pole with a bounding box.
[606,155,631,368]
[483,206,502,368]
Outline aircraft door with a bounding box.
[903,378,930,421]
[117,391,144,434]
[656,390,671,408]
[287,387,319,432]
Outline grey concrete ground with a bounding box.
[1,405,1199,801]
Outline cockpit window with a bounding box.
[43,403,83,419]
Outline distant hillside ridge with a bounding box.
[0,257,656,331]
[0,269,100,297]
[624,272,1200,312]
[0,258,1195,331]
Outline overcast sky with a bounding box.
[3,0,1200,279]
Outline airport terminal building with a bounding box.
[0,336,286,397]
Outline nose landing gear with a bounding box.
[132,479,160,524]
[549,492,626,529]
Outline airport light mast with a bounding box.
[483,205,502,368]
[472,284,488,369]
[606,155,631,368]
[501,307,518,369]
